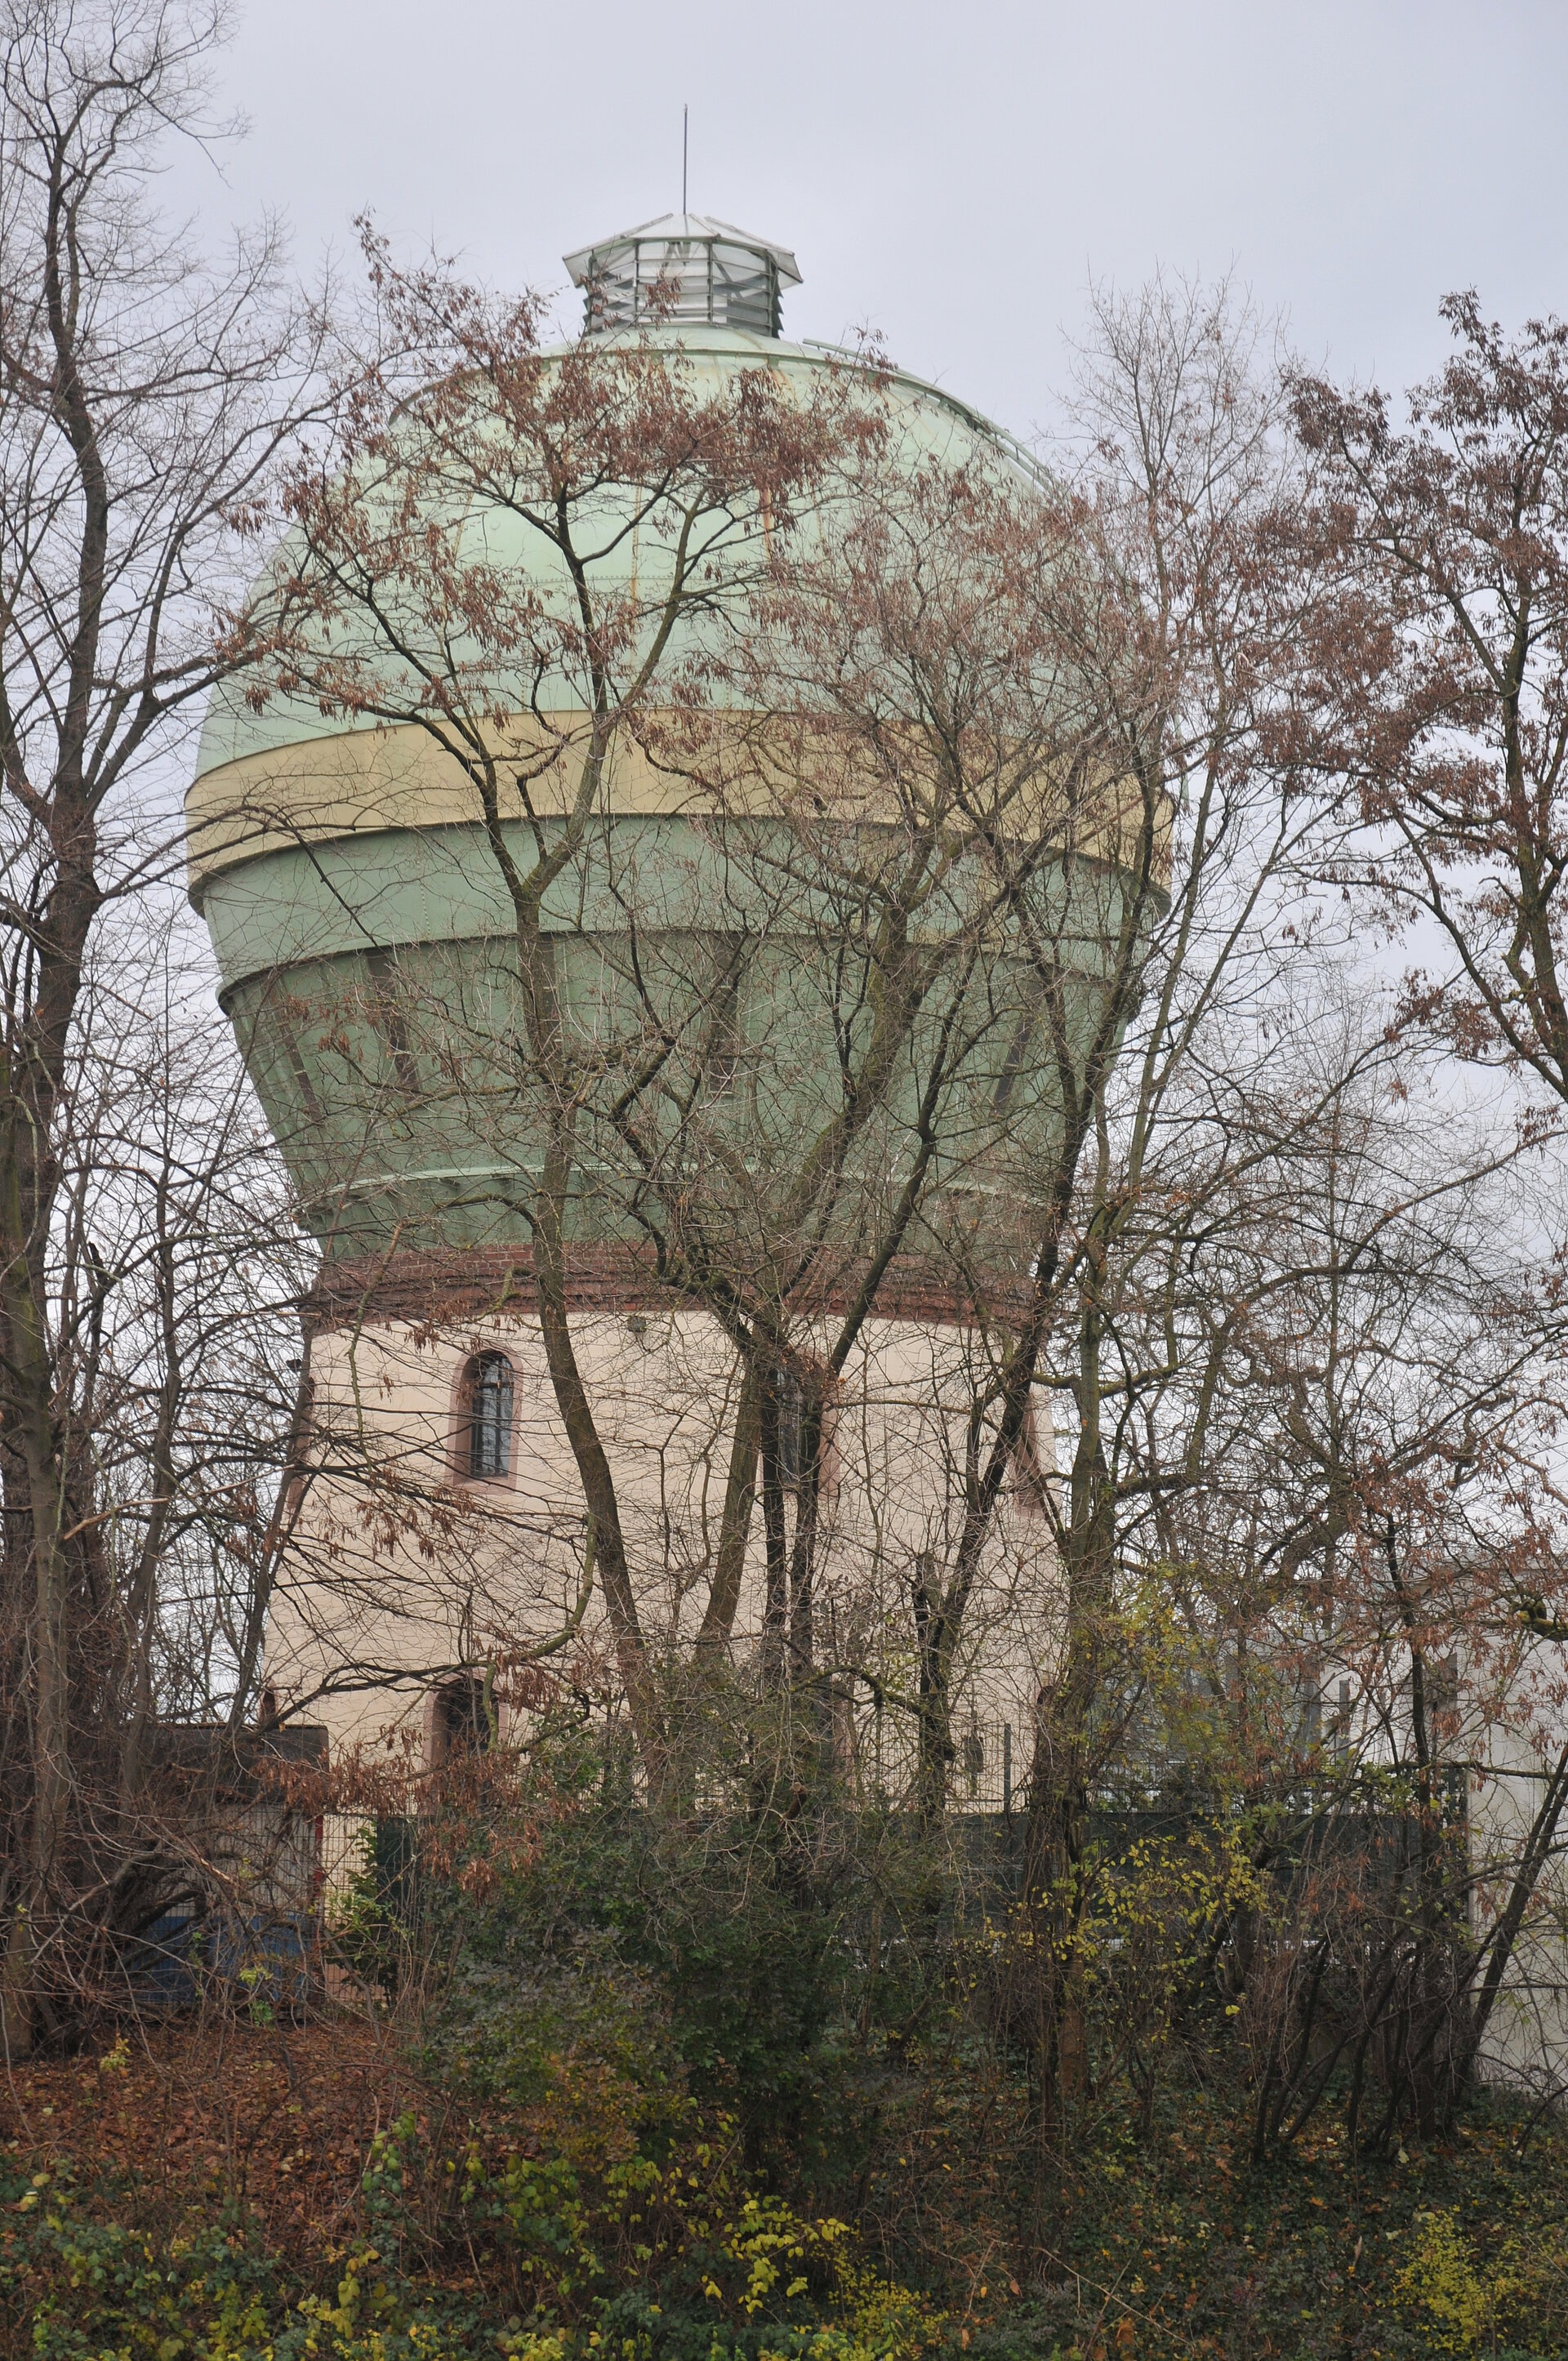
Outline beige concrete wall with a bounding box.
[265,1307,1059,1803]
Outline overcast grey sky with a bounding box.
[187,0,1567,441]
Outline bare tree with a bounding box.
[1290,292,1568,1116]
[840,277,1352,2161]
[1153,1017,1568,2154]
[0,0,329,2048]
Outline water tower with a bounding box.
[185,212,1146,1795]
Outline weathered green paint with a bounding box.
[191,328,1021,789]
[190,327,1145,1272]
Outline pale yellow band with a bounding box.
[185,711,1172,894]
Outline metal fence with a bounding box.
[318,1812,374,1901]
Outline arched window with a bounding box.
[467,1350,514,1478]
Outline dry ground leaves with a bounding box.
[0,2015,432,2258]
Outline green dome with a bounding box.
[190,326,1028,800]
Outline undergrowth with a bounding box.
[7,1746,1568,2358]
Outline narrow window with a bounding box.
[703,939,746,1097]
[774,1365,803,1490]
[1009,1401,1049,1519]
[364,947,421,1099]
[992,1000,1040,1115]
[467,1351,514,1479]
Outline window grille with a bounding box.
[774,1365,803,1489]
[705,945,746,1095]
[468,1351,514,1479]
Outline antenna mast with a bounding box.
[682,105,688,216]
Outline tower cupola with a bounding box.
[563,212,801,338]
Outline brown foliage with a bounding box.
[1290,293,1568,1105]
[2,2018,426,2265]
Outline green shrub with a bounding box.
[0,2158,481,2359]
